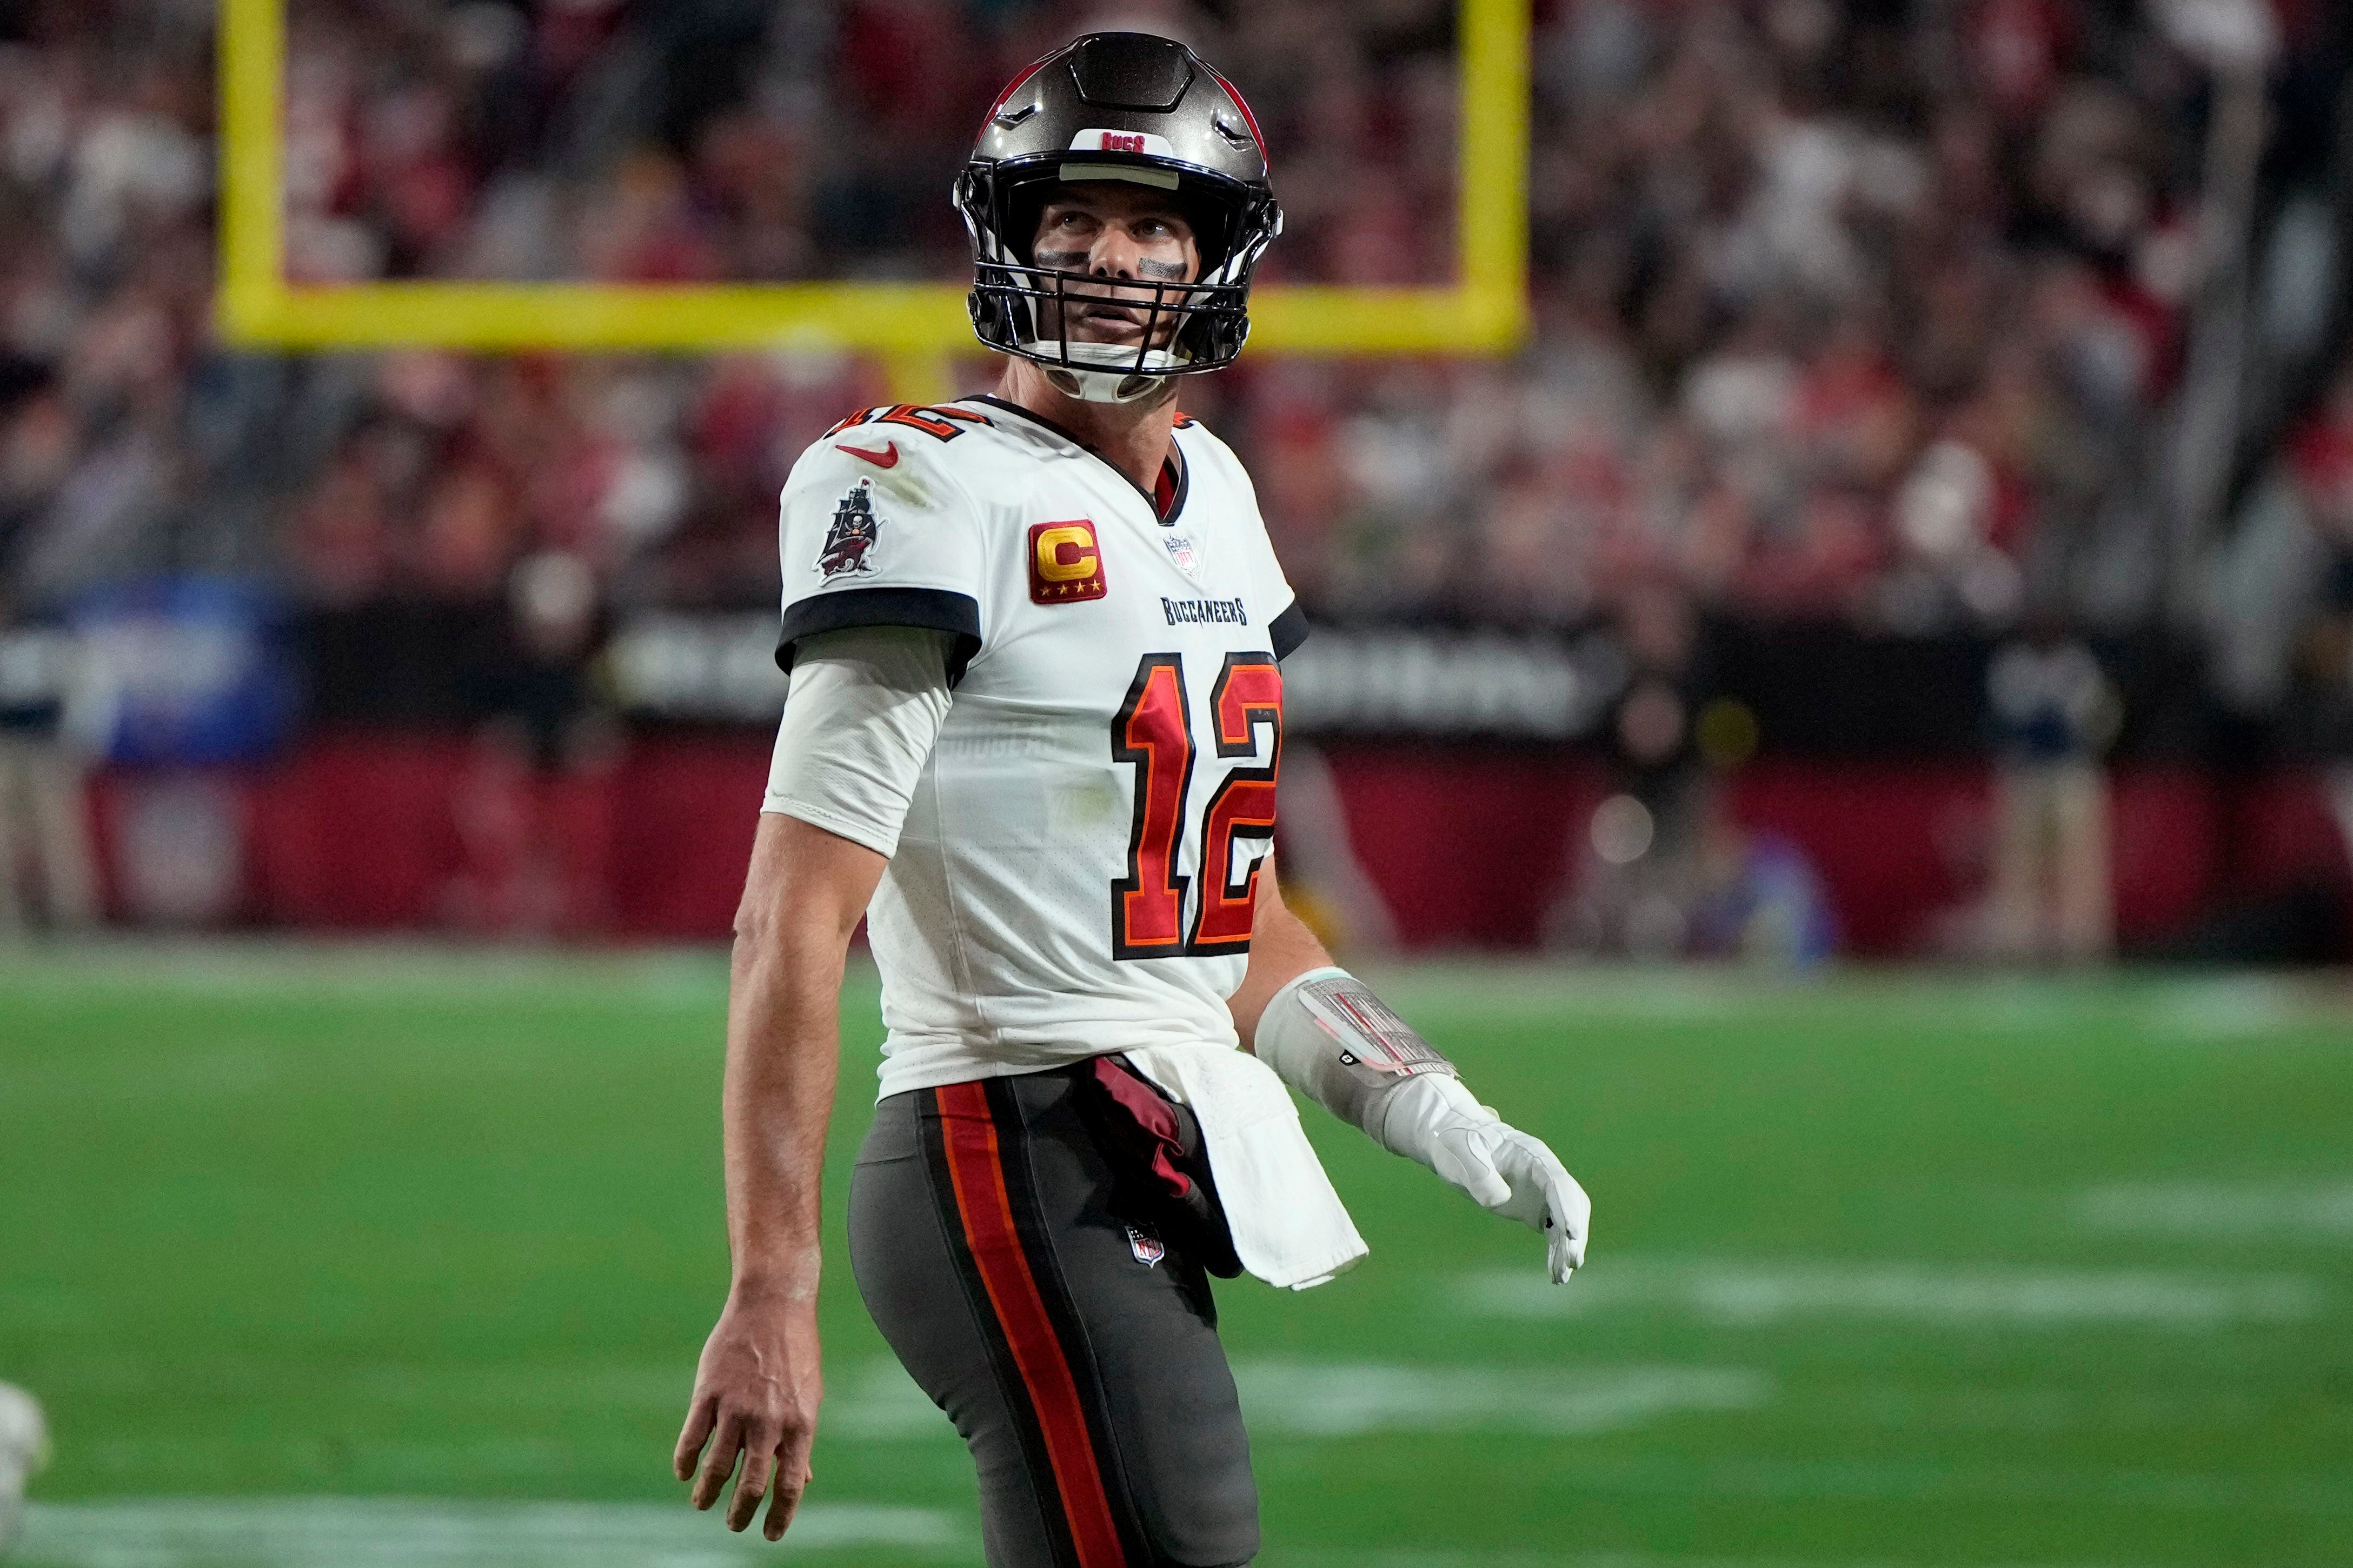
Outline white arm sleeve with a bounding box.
[760,625,952,859]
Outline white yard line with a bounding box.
[1481,1454,2353,1515]
[836,1351,2318,1453]
[0,940,734,1006]
[15,1498,971,1568]
[12,1501,2221,1568]
[2075,1181,2353,1244]
[1456,1257,2328,1329]
[1361,965,2353,1038]
[821,1360,956,1441]
[1232,1360,1767,1436]
[821,1358,1770,1442]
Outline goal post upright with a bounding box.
[214,0,1531,362]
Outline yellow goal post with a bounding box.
[215,0,1530,398]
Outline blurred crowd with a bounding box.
[1,0,2350,738]
[0,4,2343,668]
[0,0,2350,952]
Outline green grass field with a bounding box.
[3,945,2350,1567]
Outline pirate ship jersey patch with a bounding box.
[817,479,882,580]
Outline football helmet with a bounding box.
[955,32,1282,403]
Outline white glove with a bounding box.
[1374,1075,1591,1284]
[1248,965,1592,1284]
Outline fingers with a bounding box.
[1546,1228,1583,1284]
[1484,1131,1556,1229]
[680,1306,823,1537]
[686,1401,818,1538]
[726,1420,781,1532]
[1552,1169,1592,1246]
[1485,1127,1592,1283]
[1540,1162,1593,1283]
[673,1391,716,1482]
[691,1406,747,1512]
[762,1426,819,1542]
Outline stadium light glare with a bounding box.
[215,0,1531,391]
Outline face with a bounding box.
[1029,181,1200,350]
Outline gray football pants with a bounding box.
[848,1067,1259,1568]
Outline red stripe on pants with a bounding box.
[935,1082,1126,1568]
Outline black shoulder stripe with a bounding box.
[775,587,982,685]
[1269,599,1309,661]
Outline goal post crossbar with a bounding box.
[215,0,1530,361]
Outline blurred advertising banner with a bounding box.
[68,578,298,766]
[602,612,1628,740]
[53,579,298,928]
[42,610,2353,955]
[602,613,787,726]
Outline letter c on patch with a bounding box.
[1028,519,1108,604]
[1035,525,1096,582]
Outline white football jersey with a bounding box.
[774,396,1307,1098]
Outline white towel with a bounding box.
[1122,1043,1368,1291]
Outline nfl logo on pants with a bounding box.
[1125,1225,1166,1267]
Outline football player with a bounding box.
[675,32,1591,1567]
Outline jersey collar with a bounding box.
[968,394,1189,527]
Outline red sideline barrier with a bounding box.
[1305,742,1604,948]
[81,733,2350,953]
[1710,762,2224,952]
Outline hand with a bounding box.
[1378,1075,1592,1284]
[674,1291,823,1540]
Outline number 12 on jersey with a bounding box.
[1112,651,1283,959]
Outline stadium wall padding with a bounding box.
[76,735,2352,956]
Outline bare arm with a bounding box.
[674,811,886,1540]
[1228,858,1332,1052]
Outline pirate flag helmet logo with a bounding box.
[817,479,881,579]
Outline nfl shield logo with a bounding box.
[1163,534,1198,577]
[1126,1224,1166,1267]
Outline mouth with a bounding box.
[1049,285,1171,348]
[1070,300,1149,340]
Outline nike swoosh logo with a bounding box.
[835,441,900,468]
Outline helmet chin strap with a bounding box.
[1043,364,1171,404]
[1027,338,1188,405]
